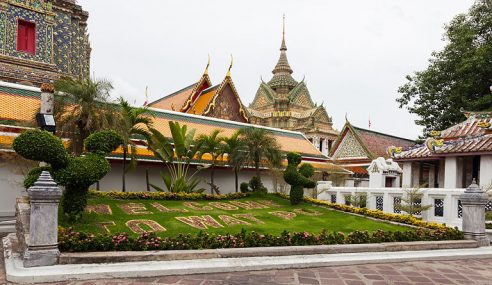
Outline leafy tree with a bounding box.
[397,0,492,136]
[238,127,281,182]
[146,122,204,193]
[54,77,118,154]
[345,192,367,208]
[396,187,432,216]
[116,98,154,192]
[196,129,225,195]
[221,131,246,193]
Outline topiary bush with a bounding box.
[84,130,123,155]
[283,152,316,205]
[13,129,68,170]
[13,129,122,219]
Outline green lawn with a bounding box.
[60,194,411,237]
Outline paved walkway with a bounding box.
[2,257,492,284]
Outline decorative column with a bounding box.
[480,155,492,188]
[460,179,490,247]
[402,162,413,188]
[23,171,62,267]
[40,83,55,115]
[444,157,458,188]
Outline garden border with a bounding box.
[59,239,478,264]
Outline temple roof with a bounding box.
[331,120,415,161]
[147,83,197,111]
[0,81,346,165]
[393,111,492,160]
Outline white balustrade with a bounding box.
[316,183,466,229]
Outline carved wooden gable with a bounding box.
[250,84,274,109]
[290,83,314,108]
[313,107,331,124]
[205,84,248,123]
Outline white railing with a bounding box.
[316,184,466,229]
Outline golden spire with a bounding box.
[204,54,210,75]
[226,54,233,77]
[280,14,287,51]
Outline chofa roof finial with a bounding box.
[281,14,287,51]
[204,54,211,75]
[226,54,233,77]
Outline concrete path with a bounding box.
[2,255,492,284]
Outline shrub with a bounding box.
[283,152,316,205]
[58,227,464,252]
[248,176,267,194]
[12,129,68,170]
[240,182,250,193]
[84,130,123,155]
[13,129,122,218]
[88,190,249,200]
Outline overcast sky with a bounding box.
[78,0,475,140]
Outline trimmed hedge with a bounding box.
[12,129,68,170]
[58,227,464,252]
[88,190,250,200]
[274,193,449,230]
[84,130,123,155]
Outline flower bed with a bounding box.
[58,227,463,252]
[88,190,249,201]
[57,193,464,252]
[273,193,448,230]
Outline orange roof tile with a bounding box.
[187,85,218,115]
[148,83,196,111]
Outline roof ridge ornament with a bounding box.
[226,54,233,78]
[204,54,211,75]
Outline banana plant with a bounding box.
[146,121,205,193]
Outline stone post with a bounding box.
[460,179,490,247]
[23,171,62,267]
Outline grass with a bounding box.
[60,193,412,237]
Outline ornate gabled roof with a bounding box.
[289,80,315,108]
[330,120,414,161]
[147,82,198,111]
[393,111,492,160]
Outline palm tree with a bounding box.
[54,77,117,155]
[146,122,204,193]
[238,127,282,182]
[197,129,225,194]
[221,131,246,193]
[116,98,154,192]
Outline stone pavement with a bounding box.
[3,257,492,285]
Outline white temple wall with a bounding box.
[0,160,26,219]
[445,157,459,188]
[98,162,274,194]
[402,162,412,188]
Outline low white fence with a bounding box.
[315,183,466,229]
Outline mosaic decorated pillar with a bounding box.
[460,179,490,247]
[23,171,62,267]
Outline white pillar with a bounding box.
[480,155,492,189]
[445,157,458,189]
[428,165,436,188]
[412,163,420,187]
[438,159,445,188]
[402,162,413,188]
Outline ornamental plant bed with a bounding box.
[58,192,463,252]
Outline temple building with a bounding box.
[248,20,338,156]
[330,120,415,186]
[0,0,91,86]
[148,62,249,123]
[392,110,492,189]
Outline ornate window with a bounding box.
[434,198,444,217]
[376,196,383,211]
[485,201,492,211]
[17,20,36,54]
[458,200,462,218]
[393,197,401,214]
[330,194,336,204]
